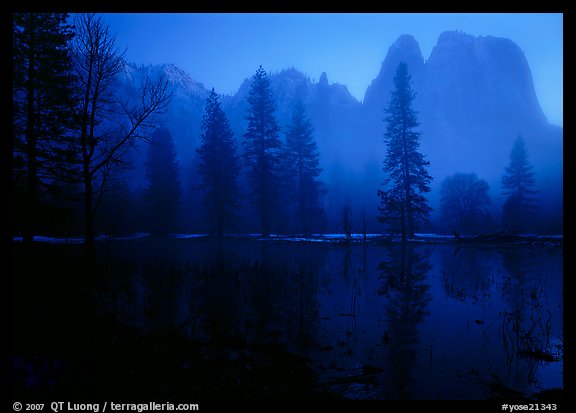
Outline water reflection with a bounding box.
[97,239,326,353]
[438,245,563,398]
[91,238,562,399]
[378,244,432,399]
[497,247,563,396]
[440,246,498,303]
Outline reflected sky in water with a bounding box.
[97,238,563,399]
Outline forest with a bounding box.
[10,13,564,403]
[12,13,562,254]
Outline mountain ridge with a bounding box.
[117,30,562,233]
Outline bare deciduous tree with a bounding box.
[71,13,171,256]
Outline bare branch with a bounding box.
[90,74,172,175]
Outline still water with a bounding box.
[96,237,563,400]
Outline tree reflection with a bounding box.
[96,239,325,355]
[497,247,561,395]
[201,241,324,353]
[440,246,498,304]
[201,239,243,344]
[378,243,432,399]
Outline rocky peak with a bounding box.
[363,34,424,108]
[318,72,329,87]
[423,30,546,131]
[390,34,423,58]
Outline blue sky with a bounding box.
[100,13,563,126]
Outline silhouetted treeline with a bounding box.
[12,13,560,243]
[13,13,171,258]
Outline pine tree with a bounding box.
[144,127,181,235]
[284,101,325,236]
[501,135,538,233]
[197,89,241,237]
[378,62,432,241]
[12,13,78,244]
[243,66,283,237]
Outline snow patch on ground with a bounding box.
[169,233,209,239]
[13,232,562,245]
[13,233,151,244]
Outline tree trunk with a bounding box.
[216,202,224,238]
[23,32,37,246]
[401,208,407,243]
[23,132,37,246]
[261,176,270,238]
[83,160,95,262]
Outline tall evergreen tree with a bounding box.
[197,89,241,237]
[501,135,538,232]
[144,127,181,235]
[12,13,78,244]
[243,66,283,237]
[284,101,325,235]
[378,62,432,241]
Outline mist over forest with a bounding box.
[12,15,563,243]
[11,13,565,402]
